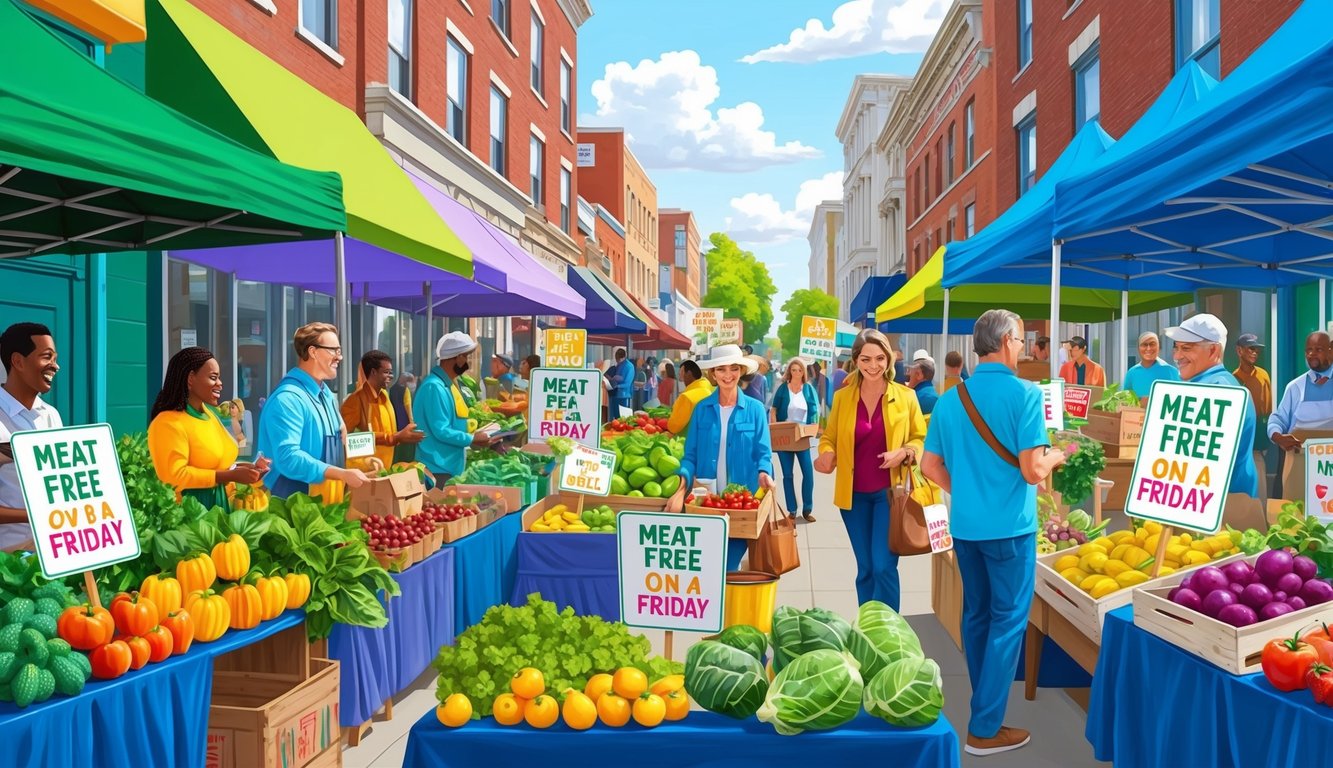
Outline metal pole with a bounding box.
[1120,289,1130,384]
[1271,289,1279,407]
[335,231,348,396]
[1321,279,1328,334]
[424,281,433,377]
[941,288,951,386]
[1050,241,1062,381]
[530,315,539,360]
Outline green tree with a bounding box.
[777,288,839,356]
[701,233,777,343]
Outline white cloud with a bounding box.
[725,171,844,244]
[742,0,948,64]
[582,50,821,172]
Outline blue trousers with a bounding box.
[839,491,900,610]
[954,534,1036,739]
[777,449,814,514]
[726,538,748,572]
[613,395,632,414]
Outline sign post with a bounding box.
[528,368,604,448]
[798,315,837,368]
[1126,381,1248,574]
[557,444,616,518]
[12,424,139,606]
[543,329,587,369]
[1305,439,1333,522]
[718,319,744,346]
[618,511,727,660]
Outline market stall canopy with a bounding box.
[146,0,471,277]
[848,276,901,325]
[589,294,692,350]
[565,267,649,335]
[835,319,860,350]
[944,62,1219,290]
[0,0,345,258]
[1048,2,1333,289]
[877,247,1190,324]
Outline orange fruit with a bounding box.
[664,689,689,721]
[632,693,666,727]
[524,694,560,728]
[596,692,632,727]
[584,673,614,702]
[436,694,472,727]
[612,667,648,700]
[561,688,598,730]
[511,667,546,699]
[493,693,526,725]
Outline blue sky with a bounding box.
[576,0,939,334]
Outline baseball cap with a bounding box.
[1236,333,1265,348]
[1165,313,1227,345]
[493,353,514,368]
[1063,336,1088,349]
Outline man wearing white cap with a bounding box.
[415,332,497,480]
[1164,314,1259,497]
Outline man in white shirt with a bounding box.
[1269,331,1333,498]
[0,324,62,551]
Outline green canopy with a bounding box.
[0,0,346,257]
[148,0,472,278]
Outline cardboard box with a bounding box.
[1081,408,1144,450]
[206,657,341,768]
[770,422,819,452]
[348,472,423,519]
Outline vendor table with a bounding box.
[445,512,522,630]
[510,530,619,619]
[403,710,961,768]
[1023,593,1099,701]
[1088,605,1333,767]
[330,546,456,730]
[0,609,304,768]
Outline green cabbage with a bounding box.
[863,655,945,727]
[846,600,924,680]
[717,624,768,661]
[684,640,768,719]
[770,606,852,674]
[756,649,863,735]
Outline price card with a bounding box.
[1039,380,1065,430]
[346,431,376,459]
[557,444,617,496]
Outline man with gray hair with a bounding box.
[907,358,939,415]
[921,309,1067,756]
[1122,331,1180,405]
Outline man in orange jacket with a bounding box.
[1058,336,1106,387]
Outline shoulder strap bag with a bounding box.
[956,382,1020,467]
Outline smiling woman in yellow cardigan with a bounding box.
[814,329,927,610]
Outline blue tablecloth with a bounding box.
[403,710,960,767]
[445,512,522,630]
[510,531,620,619]
[1016,634,1093,688]
[1088,605,1333,767]
[0,609,304,767]
[330,546,456,726]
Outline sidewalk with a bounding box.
[344,468,1106,767]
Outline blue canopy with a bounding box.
[879,317,976,335]
[564,266,649,335]
[1047,2,1333,290]
[848,276,901,324]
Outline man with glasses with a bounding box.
[258,323,370,499]
[1267,331,1333,499]
[341,350,423,471]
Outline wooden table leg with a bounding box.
[384,696,394,720]
[1024,621,1043,701]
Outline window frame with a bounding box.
[965,203,976,237]
[300,0,338,50]
[492,0,511,39]
[1073,43,1101,127]
[1018,0,1033,69]
[945,122,956,185]
[446,36,468,145]
[529,132,545,208]
[489,86,508,175]
[1017,112,1037,196]
[530,11,545,97]
[559,166,571,232]
[1175,0,1221,77]
[964,99,975,168]
[559,60,572,134]
[387,0,412,99]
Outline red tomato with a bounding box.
[143,625,174,663]
[1263,631,1320,691]
[1310,663,1333,705]
[90,641,132,679]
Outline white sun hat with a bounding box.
[696,344,759,374]
[436,331,477,360]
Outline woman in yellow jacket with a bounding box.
[813,329,927,610]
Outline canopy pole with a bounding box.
[1321,279,1328,334]
[335,231,349,396]
[424,282,433,377]
[941,288,951,387]
[1271,289,1279,408]
[1050,241,1062,381]
[1120,290,1130,385]
[531,315,539,362]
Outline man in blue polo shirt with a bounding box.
[921,309,1067,757]
[1165,313,1259,499]
[1122,331,1180,405]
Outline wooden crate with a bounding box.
[213,622,311,684]
[521,492,674,531]
[931,551,963,651]
[770,422,819,452]
[1033,548,1136,644]
[206,657,341,768]
[1099,458,1134,511]
[1131,552,1325,675]
[432,484,521,514]
[1081,408,1145,454]
[684,492,774,540]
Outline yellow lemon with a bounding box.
[1054,555,1081,572]
[437,694,473,727]
[562,689,598,730]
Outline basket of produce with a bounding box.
[523,499,618,533]
[685,485,774,540]
[423,499,480,542]
[360,513,440,565]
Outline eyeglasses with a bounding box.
[313,344,343,357]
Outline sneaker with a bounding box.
[964,726,1031,756]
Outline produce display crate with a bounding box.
[1017,360,1051,382]
[206,657,341,768]
[372,547,413,572]
[931,550,963,651]
[347,471,424,520]
[438,514,478,543]
[1081,408,1144,455]
[1034,544,1178,644]
[433,484,521,514]
[1131,552,1324,675]
[214,622,312,683]
[684,492,775,540]
[521,492,668,531]
[603,492,669,512]
[770,422,819,452]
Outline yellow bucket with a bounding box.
[723,570,780,634]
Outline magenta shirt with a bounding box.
[852,398,891,494]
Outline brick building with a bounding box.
[658,210,701,306]
[576,128,660,299]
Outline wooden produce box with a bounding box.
[438,514,478,543]
[348,471,424,520]
[1131,552,1328,675]
[1081,408,1145,456]
[1033,548,1136,645]
[684,492,775,540]
[521,492,668,531]
[1099,458,1134,511]
[372,547,413,572]
[770,422,819,452]
[206,657,341,768]
[931,551,963,651]
[436,484,521,515]
[1017,360,1052,382]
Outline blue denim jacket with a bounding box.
[678,391,773,492]
[770,382,819,424]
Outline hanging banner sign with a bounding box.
[1126,381,1247,534]
[1039,381,1066,430]
[557,444,617,496]
[1064,386,1093,420]
[12,424,139,579]
[798,315,837,365]
[529,368,604,448]
[618,511,727,633]
[692,309,723,350]
[1306,439,1333,522]
[717,319,744,345]
[544,329,587,369]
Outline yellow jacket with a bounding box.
[341,385,398,470]
[667,378,714,436]
[818,379,927,510]
[147,407,238,501]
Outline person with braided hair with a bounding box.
[148,347,270,509]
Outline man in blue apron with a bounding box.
[257,322,370,499]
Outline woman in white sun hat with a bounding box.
[666,344,775,572]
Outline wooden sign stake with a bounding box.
[664,630,674,662]
[83,571,101,609]
[1150,525,1173,578]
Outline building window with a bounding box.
[946,123,956,185]
[675,225,687,269]
[489,86,507,174]
[965,204,976,237]
[924,154,931,202]
[301,0,337,49]
[529,133,545,207]
[559,166,571,231]
[388,0,412,98]
[1074,45,1101,127]
[1017,112,1037,195]
[934,138,943,196]
[492,0,510,38]
[1176,0,1220,77]
[560,60,572,134]
[446,37,468,144]
[530,12,544,96]
[964,99,975,167]
[914,166,922,217]
[946,218,954,243]
[1018,0,1033,69]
